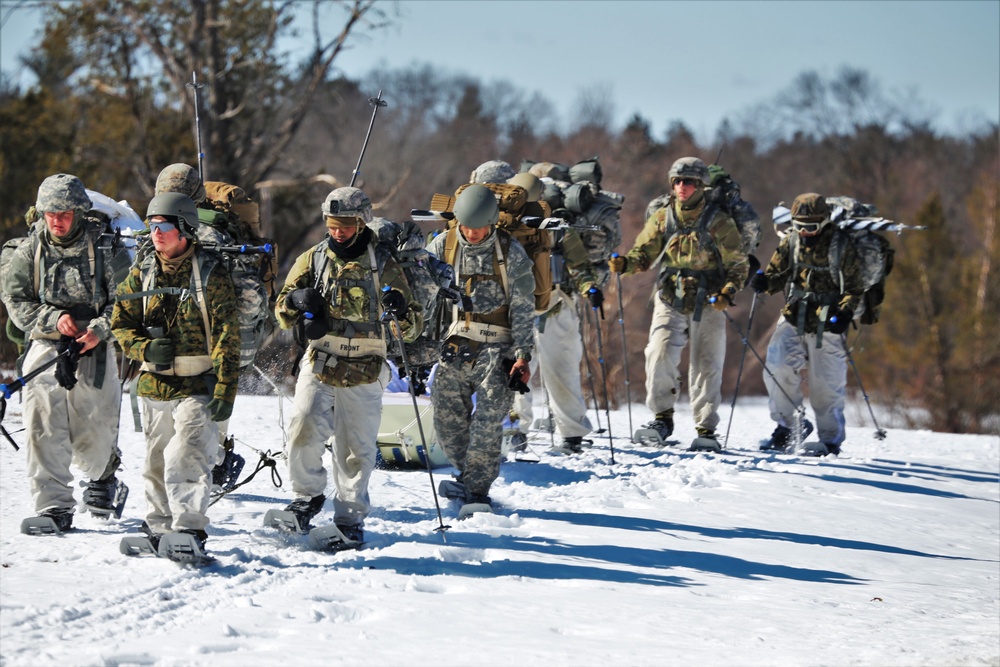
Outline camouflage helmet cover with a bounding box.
[528,161,570,182]
[453,184,499,229]
[322,187,372,224]
[146,192,199,238]
[569,157,602,187]
[36,173,92,214]
[155,163,206,203]
[790,193,831,223]
[668,157,710,185]
[470,160,515,184]
[507,172,544,203]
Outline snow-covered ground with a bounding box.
[1,392,997,667]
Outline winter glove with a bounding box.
[587,287,604,310]
[608,255,628,274]
[287,288,326,316]
[710,283,738,311]
[380,288,408,319]
[206,397,234,423]
[144,338,175,365]
[749,271,769,294]
[501,358,531,394]
[54,337,83,391]
[827,307,854,335]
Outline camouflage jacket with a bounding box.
[573,191,624,290]
[621,196,748,314]
[553,228,600,298]
[2,218,128,343]
[275,236,423,387]
[427,227,535,361]
[111,245,241,403]
[759,226,865,334]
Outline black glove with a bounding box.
[827,307,854,335]
[587,287,604,309]
[144,338,175,365]
[500,358,530,394]
[288,288,325,316]
[380,288,408,319]
[54,337,83,391]
[409,366,432,396]
[749,271,768,294]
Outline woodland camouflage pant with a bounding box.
[432,343,513,497]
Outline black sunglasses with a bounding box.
[674,178,699,187]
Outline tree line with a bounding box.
[1,0,996,434]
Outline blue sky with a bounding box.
[3,0,998,140]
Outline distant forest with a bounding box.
[1,1,996,433]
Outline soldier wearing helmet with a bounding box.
[610,156,749,452]
[2,174,128,532]
[426,183,536,514]
[269,186,422,544]
[750,193,866,456]
[112,192,241,556]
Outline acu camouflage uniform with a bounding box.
[757,207,865,447]
[2,181,128,515]
[427,227,535,498]
[620,189,748,434]
[112,242,241,534]
[275,229,421,528]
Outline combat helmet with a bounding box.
[507,172,543,203]
[322,187,372,224]
[790,193,832,234]
[36,174,92,214]
[146,192,199,239]
[453,184,499,229]
[155,163,206,203]
[470,160,515,185]
[667,157,710,186]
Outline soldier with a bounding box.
[2,174,128,532]
[112,193,241,554]
[427,184,535,514]
[506,170,600,455]
[610,157,748,451]
[272,187,422,544]
[750,193,864,456]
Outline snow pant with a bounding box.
[763,319,848,446]
[432,344,513,497]
[644,297,726,433]
[285,360,389,527]
[22,340,121,514]
[512,291,593,438]
[141,395,218,533]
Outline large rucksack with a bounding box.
[774,196,895,326]
[430,182,554,313]
[645,164,762,275]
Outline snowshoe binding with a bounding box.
[211,444,246,494]
[264,494,326,534]
[308,523,364,552]
[549,436,590,455]
[458,492,493,519]
[689,429,723,453]
[633,412,676,446]
[82,476,129,519]
[760,419,814,452]
[438,477,467,502]
[21,509,73,536]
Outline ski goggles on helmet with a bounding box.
[792,219,825,235]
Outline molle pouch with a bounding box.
[325,355,384,387]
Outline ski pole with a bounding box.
[381,287,450,538]
[611,255,633,438]
[0,348,74,451]
[351,90,387,188]
[586,291,616,464]
[721,289,760,448]
[715,303,809,447]
[186,72,206,180]
[839,331,887,441]
[577,297,605,435]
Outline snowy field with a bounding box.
[0,391,997,667]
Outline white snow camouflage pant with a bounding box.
[141,395,218,533]
[644,297,727,432]
[22,340,121,514]
[512,291,593,438]
[763,320,848,446]
[285,360,389,527]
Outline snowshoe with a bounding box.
[797,441,841,457]
[211,446,246,494]
[82,476,129,519]
[633,414,675,446]
[264,494,326,534]
[157,530,215,566]
[503,429,528,453]
[761,419,814,452]
[21,509,73,536]
[120,534,159,557]
[308,523,364,552]
[458,493,493,519]
[549,436,586,455]
[689,430,722,453]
